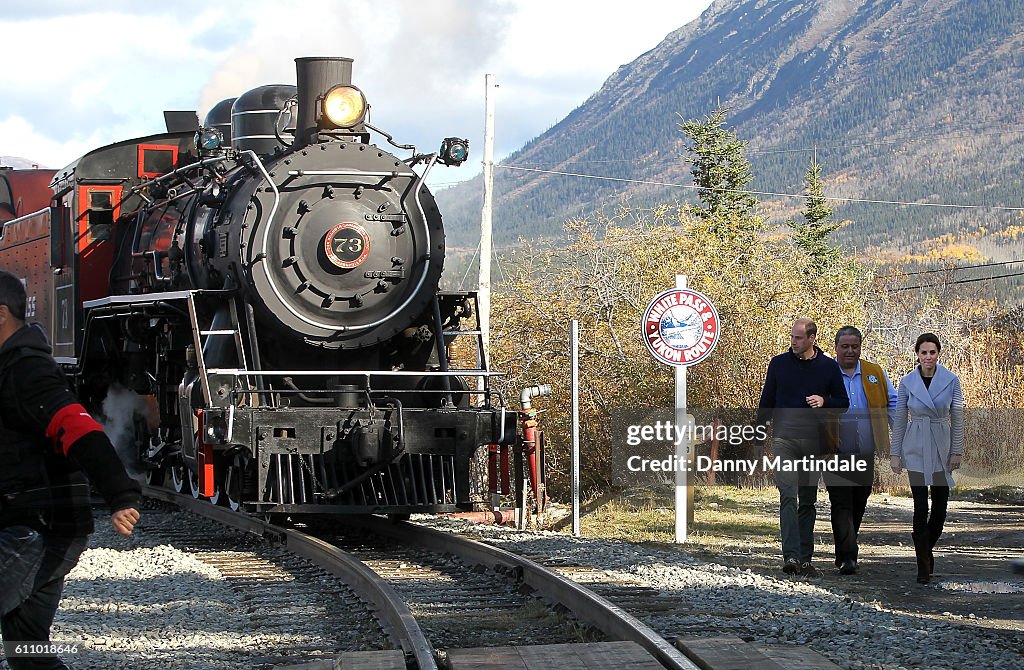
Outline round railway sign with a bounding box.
[642,288,720,367]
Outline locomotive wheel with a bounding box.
[188,467,222,502]
[189,468,201,500]
[144,465,165,487]
[221,453,249,512]
[169,457,187,494]
[207,473,225,506]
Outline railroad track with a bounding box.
[141,486,435,669]
[131,496,395,668]
[342,515,698,670]
[140,485,698,670]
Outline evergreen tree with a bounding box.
[788,159,843,267]
[679,106,758,223]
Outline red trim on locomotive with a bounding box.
[76,185,123,303]
[196,410,216,497]
[136,143,179,178]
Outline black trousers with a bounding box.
[826,483,871,563]
[909,473,950,543]
[1,534,87,670]
[825,454,874,564]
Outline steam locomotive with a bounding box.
[0,57,523,515]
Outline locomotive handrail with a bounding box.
[286,169,400,177]
[127,155,229,194]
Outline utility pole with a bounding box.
[478,73,496,371]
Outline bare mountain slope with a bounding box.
[438,0,1024,256]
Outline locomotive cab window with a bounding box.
[89,191,112,209]
[137,144,179,178]
[78,185,123,243]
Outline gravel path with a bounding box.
[412,513,1024,670]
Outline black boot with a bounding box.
[927,523,943,576]
[912,531,931,584]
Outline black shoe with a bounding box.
[782,558,801,575]
[800,562,820,577]
[839,559,858,575]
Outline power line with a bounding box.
[510,121,1024,163]
[745,123,1024,156]
[498,164,1024,213]
[458,242,481,291]
[893,269,1024,291]
[881,259,1024,278]
[544,124,1024,160]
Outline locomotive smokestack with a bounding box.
[295,57,355,148]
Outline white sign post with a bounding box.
[570,320,580,537]
[641,276,721,543]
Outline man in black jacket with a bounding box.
[756,318,848,577]
[0,270,140,669]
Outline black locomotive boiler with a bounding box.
[0,56,519,514]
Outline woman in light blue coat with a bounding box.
[890,332,964,584]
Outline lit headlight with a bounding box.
[321,85,367,129]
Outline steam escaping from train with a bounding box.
[100,385,155,480]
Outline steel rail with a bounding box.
[348,516,701,670]
[141,485,438,670]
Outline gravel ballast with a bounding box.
[17,503,1022,670]
[412,514,1024,670]
[36,507,385,670]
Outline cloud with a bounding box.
[2,0,711,181]
[0,115,106,169]
[0,7,239,165]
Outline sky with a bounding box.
[0,0,713,186]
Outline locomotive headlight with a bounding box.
[321,85,367,129]
[438,137,469,166]
[194,127,223,152]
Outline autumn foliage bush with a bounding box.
[488,204,870,498]
[486,208,1024,500]
[482,107,1023,502]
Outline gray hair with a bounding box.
[834,325,863,348]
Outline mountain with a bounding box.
[437,0,1024,261]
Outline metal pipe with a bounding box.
[519,384,551,518]
[519,384,552,410]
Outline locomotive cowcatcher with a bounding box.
[0,57,521,515]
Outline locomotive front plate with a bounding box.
[324,222,370,269]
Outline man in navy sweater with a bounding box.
[756,318,849,577]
